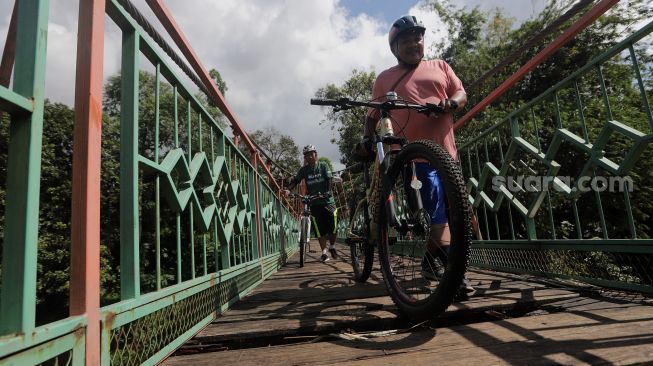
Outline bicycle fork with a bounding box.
[379,149,425,235]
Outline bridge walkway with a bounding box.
[164,241,653,365]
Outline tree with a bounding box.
[313,69,376,167]
[318,156,333,172]
[247,126,301,180]
[420,0,653,241]
[0,101,120,323]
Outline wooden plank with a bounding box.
[165,305,653,366]
[164,241,653,365]
[188,243,580,343]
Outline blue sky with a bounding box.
[340,0,549,28]
[340,0,420,24]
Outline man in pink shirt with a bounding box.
[366,15,474,298]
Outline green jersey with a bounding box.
[291,161,335,206]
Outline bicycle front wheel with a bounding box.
[377,140,472,319]
[349,194,374,283]
[299,217,309,268]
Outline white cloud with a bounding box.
[145,0,397,169]
[10,0,540,170]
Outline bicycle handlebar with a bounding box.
[310,97,444,115]
[289,192,330,203]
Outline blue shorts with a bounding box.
[404,162,447,224]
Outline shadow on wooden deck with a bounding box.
[163,241,653,365]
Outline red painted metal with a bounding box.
[0,1,18,87]
[453,0,619,131]
[70,0,105,364]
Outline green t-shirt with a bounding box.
[291,162,335,206]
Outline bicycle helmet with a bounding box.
[388,15,425,50]
[303,144,317,155]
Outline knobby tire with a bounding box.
[377,140,472,319]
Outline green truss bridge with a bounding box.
[1,0,652,365]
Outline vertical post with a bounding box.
[252,154,263,259]
[120,29,140,299]
[0,0,49,335]
[154,64,161,290]
[187,101,195,278]
[174,86,182,283]
[70,0,104,364]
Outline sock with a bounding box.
[329,244,336,249]
[322,248,328,255]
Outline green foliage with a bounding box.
[313,69,376,166]
[0,66,234,320]
[209,68,228,96]
[248,126,301,180]
[318,156,333,172]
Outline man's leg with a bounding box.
[421,223,449,280]
[327,232,338,259]
[312,207,331,263]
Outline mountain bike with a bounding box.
[290,192,329,267]
[311,95,472,319]
[343,161,374,283]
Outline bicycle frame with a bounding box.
[300,203,311,253]
[291,192,326,266]
[373,110,424,230]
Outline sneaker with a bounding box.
[421,254,444,281]
[329,247,338,259]
[453,288,469,302]
[320,253,330,262]
[461,277,475,293]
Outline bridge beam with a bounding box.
[70,0,106,365]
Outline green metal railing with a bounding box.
[460,20,653,293]
[99,1,299,364]
[0,0,89,365]
[0,0,299,364]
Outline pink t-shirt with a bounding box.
[368,59,465,160]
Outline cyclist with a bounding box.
[284,145,339,262]
[364,15,474,297]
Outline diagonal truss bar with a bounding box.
[0,1,18,87]
[454,0,619,131]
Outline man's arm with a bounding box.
[284,169,303,193]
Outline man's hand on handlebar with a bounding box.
[438,98,459,112]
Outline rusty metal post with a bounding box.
[70,0,105,364]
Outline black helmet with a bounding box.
[388,15,425,50]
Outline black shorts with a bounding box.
[310,204,338,238]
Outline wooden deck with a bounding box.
[164,241,653,365]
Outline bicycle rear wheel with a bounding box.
[348,194,374,283]
[377,140,471,319]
